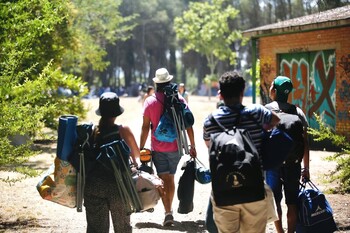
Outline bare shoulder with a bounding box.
[118,124,131,133]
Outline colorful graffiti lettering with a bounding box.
[279,51,336,130]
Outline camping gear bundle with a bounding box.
[154,83,194,155]
[37,115,162,213]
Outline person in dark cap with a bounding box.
[265,76,310,233]
[84,92,139,233]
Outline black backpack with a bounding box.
[208,114,265,207]
[264,102,305,166]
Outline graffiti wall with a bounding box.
[338,54,350,123]
[278,50,336,130]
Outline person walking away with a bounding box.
[140,68,197,227]
[84,92,140,233]
[203,71,280,233]
[265,76,310,233]
[142,85,155,105]
[178,83,189,103]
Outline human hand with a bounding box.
[301,168,310,182]
[189,145,196,158]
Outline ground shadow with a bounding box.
[135,220,206,232]
[337,225,350,231]
[0,218,50,231]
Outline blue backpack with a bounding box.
[297,180,337,233]
[154,83,194,155]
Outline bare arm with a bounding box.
[140,115,151,149]
[119,125,140,166]
[204,140,210,148]
[186,126,197,158]
[302,128,310,180]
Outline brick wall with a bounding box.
[258,26,350,139]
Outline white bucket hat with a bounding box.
[152,68,173,83]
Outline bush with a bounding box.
[0,0,87,175]
[308,114,350,193]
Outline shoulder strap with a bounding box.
[98,125,121,146]
[273,101,298,115]
[265,101,281,113]
[102,125,120,138]
[284,104,298,115]
[209,106,243,132]
[209,114,227,132]
[153,94,166,115]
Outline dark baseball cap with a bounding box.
[95,92,124,117]
[273,76,293,102]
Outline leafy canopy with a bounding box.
[174,0,242,74]
[63,0,137,81]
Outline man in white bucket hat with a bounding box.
[140,68,196,227]
[152,68,174,83]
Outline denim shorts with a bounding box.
[152,151,181,175]
[265,163,301,205]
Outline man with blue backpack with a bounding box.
[265,76,310,233]
[140,68,197,227]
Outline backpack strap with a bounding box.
[283,104,298,115]
[209,114,228,132]
[209,105,244,132]
[99,124,121,144]
[272,101,298,115]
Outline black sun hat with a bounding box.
[95,92,124,117]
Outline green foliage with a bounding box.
[174,0,242,76]
[204,74,218,85]
[308,114,350,193]
[64,0,137,82]
[0,0,87,173]
[0,0,73,79]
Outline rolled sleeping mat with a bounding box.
[56,115,78,161]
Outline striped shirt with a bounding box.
[203,104,273,155]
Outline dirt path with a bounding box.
[0,96,349,232]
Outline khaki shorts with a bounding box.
[211,195,267,233]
